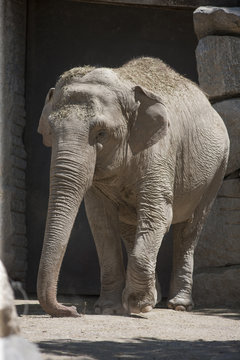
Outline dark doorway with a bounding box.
[25,0,198,296]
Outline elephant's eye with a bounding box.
[96,130,107,142]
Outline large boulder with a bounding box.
[194,6,240,40]
[0,260,42,359]
[213,99,240,175]
[195,179,240,269]
[196,36,240,99]
[0,336,42,360]
[193,5,240,309]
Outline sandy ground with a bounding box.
[16,296,240,360]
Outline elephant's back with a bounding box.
[114,57,196,100]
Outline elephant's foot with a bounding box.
[94,294,126,315]
[122,287,157,314]
[167,294,194,312]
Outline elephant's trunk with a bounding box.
[37,139,96,317]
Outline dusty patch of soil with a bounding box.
[16,296,240,360]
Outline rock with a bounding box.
[196,36,240,98]
[193,265,240,307]
[0,335,42,360]
[194,6,240,40]
[213,99,240,175]
[195,183,240,269]
[0,260,20,337]
[0,261,43,359]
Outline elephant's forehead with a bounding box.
[55,82,118,107]
[50,104,96,124]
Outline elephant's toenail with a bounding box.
[175,305,186,311]
[129,306,141,314]
[141,305,152,313]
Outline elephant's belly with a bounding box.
[118,190,205,226]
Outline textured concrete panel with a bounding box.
[194,6,240,40]
[196,36,240,98]
[193,265,240,307]
[213,99,240,175]
[195,180,240,269]
[217,178,240,197]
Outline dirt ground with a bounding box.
[16,296,240,360]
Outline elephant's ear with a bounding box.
[128,86,169,155]
[38,88,55,147]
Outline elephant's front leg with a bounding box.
[120,222,162,308]
[122,199,172,314]
[85,187,126,315]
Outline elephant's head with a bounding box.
[37,66,168,317]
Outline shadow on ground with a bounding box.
[194,308,240,321]
[38,338,240,360]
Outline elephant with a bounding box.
[37,57,229,317]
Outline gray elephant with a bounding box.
[37,57,229,317]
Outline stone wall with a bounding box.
[193,6,240,306]
[0,0,27,283]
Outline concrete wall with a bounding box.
[0,0,27,283]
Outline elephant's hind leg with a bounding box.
[168,163,227,311]
[168,220,197,311]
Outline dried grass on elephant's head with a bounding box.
[57,65,96,88]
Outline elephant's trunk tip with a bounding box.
[38,293,81,317]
